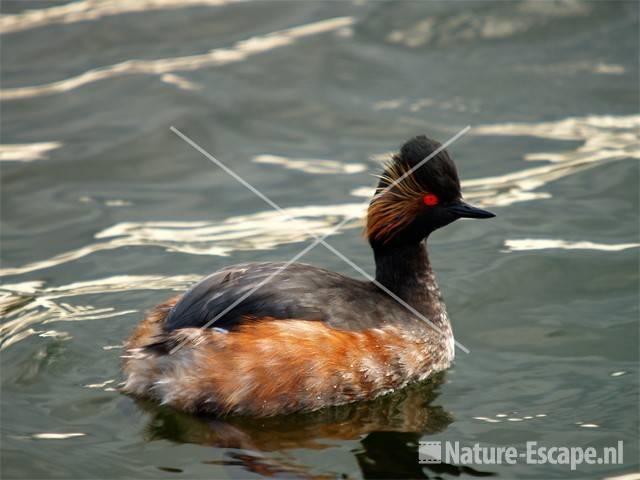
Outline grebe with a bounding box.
[122,135,495,417]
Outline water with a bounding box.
[1,1,638,478]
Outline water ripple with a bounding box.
[0,0,247,35]
[0,142,62,162]
[1,114,637,279]
[504,239,640,252]
[0,275,198,349]
[253,155,367,175]
[0,16,354,100]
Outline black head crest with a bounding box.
[388,135,461,202]
[366,135,463,244]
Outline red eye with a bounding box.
[423,193,439,206]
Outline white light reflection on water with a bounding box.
[0,16,354,100]
[1,114,637,349]
[29,433,86,440]
[0,275,199,349]
[356,114,640,209]
[0,0,248,34]
[253,155,367,175]
[504,239,640,252]
[385,1,592,48]
[0,142,63,162]
[1,114,637,280]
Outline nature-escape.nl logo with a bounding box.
[419,440,624,471]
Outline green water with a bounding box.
[1,1,638,478]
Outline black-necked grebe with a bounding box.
[122,135,495,416]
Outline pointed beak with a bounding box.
[447,201,495,219]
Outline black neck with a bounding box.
[373,240,438,304]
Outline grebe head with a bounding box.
[366,135,495,247]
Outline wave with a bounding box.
[503,239,640,252]
[253,154,367,175]
[386,1,592,48]
[1,114,636,280]
[0,0,247,34]
[0,204,365,278]
[1,113,636,348]
[0,142,62,162]
[0,275,199,349]
[0,16,354,101]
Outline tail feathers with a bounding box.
[138,336,181,356]
[125,328,209,358]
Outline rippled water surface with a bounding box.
[1,1,639,478]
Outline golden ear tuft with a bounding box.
[374,161,424,200]
[365,162,424,243]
